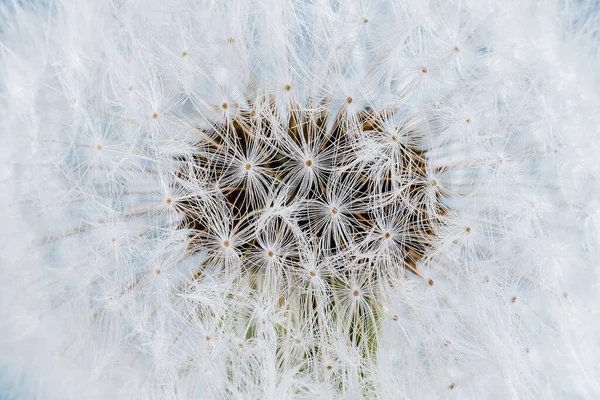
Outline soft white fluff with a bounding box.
[1,0,599,399]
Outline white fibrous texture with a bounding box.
[1,0,599,399]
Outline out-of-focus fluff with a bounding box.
[0,0,599,399]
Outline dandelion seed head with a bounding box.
[1,0,599,398]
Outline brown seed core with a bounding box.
[155,269,161,275]
[428,279,434,286]
[181,51,187,57]
[421,67,428,73]
[511,296,517,303]
[166,198,172,204]
[284,84,291,91]
[96,145,102,151]
[166,98,451,376]
[152,113,158,119]
[174,97,444,320]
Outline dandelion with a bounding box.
[1,0,600,399]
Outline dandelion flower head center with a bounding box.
[175,98,442,279]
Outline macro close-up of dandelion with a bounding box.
[1,0,600,398]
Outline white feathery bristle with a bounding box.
[1,0,599,398]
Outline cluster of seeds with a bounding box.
[170,95,445,363]
[4,1,597,398]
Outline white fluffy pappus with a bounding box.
[0,0,599,399]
